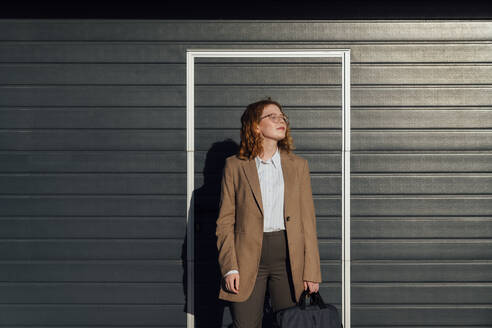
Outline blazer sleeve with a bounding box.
[215,158,239,277]
[300,159,322,283]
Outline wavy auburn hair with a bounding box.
[237,97,295,160]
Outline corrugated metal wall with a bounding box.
[0,20,491,327]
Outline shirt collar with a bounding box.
[255,147,280,169]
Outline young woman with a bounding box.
[215,98,322,327]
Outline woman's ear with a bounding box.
[254,124,260,134]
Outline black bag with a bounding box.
[275,290,343,328]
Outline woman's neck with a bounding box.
[259,142,278,161]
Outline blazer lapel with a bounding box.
[242,156,264,216]
[280,148,295,218]
[241,148,295,218]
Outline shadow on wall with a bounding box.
[182,139,276,328]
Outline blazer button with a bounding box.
[286,216,290,221]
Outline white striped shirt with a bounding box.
[224,147,285,277]
[255,147,286,232]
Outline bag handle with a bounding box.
[298,290,327,310]
[297,290,310,310]
[309,291,327,309]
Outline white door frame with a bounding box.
[186,48,351,328]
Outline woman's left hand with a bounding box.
[303,280,319,294]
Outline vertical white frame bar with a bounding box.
[185,50,195,328]
[341,50,351,328]
[186,49,351,328]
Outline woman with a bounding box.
[215,97,322,327]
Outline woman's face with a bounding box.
[255,104,287,142]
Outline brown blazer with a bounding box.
[215,148,322,303]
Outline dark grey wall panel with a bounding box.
[352,87,492,106]
[0,85,184,106]
[352,153,492,172]
[0,305,186,326]
[0,130,185,150]
[351,217,492,238]
[0,240,183,260]
[0,21,491,41]
[352,240,492,260]
[353,108,492,129]
[0,107,184,128]
[0,63,185,84]
[0,283,185,304]
[4,63,492,85]
[352,197,492,216]
[352,262,492,282]
[317,241,341,259]
[352,175,492,194]
[0,174,186,194]
[353,283,492,303]
[0,217,186,238]
[0,151,186,172]
[351,307,492,326]
[2,43,492,63]
[0,261,183,281]
[0,196,185,215]
[353,131,492,150]
[320,263,342,282]
[5,85,492,107]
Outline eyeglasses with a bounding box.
[259,113,289,124]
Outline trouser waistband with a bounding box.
[263,229,286,237]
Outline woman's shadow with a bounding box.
[182,139,276,328]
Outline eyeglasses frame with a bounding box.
[259,113,289,124]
